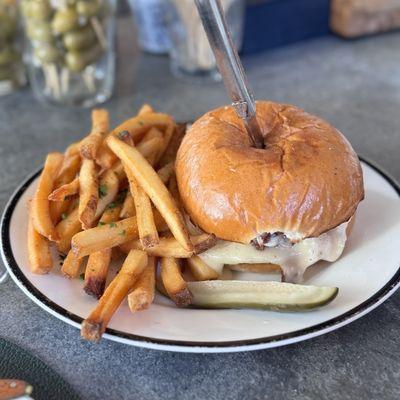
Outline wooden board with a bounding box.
[331,0,400,38]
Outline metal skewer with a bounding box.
[194,0,264,148]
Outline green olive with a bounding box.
[51,7,79,34]
[65,43,102,72]
[76,0,100,18]
[26,21,53,42]
[19,0,31,18]
[63,25,96,50]
[25,0,53,21]
[34,43,61,64]
[0,45,19,66]
[0,14,17,40]
[0,64,14,81]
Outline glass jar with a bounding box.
[20,0,116,107]
[0,0,26,95]
[166,0,245,82]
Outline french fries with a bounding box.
[83,204,122,298]
[64,141,81,158]
[27,104,225,343]
[136,136,164,165]
[78,159,98,230]
[94,170,119,219]
[81,249,148,341]
[125,164,159,248]
[159,123,186,167]
[160,257,192,307]
[31,152,64,241]
[55,154,81,186]
[61,250,84,279]
[157,162,174,184]
[107,136,193,252]
[187,256,219,281]
[120,193,135,218]
[48,177,79,201]
[27,214,53,274]
[128,256,156,312]
[138,103,154,115]
[71,211,168,258]
[119,233,216,258]
[49,153,80,224]
[83,249,111,298]
[55,207,81,254]
[80,109,109,160]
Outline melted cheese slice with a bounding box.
[199,222,348,283]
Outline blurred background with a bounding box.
[1,0,400,175]
[2,2,400,399]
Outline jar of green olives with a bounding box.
[20,0,116,107]
[0,0,26,95]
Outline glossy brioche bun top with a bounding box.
[175,101,364,244]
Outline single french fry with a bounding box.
[107,136,193,252]
[55,207,81,254]
[168,174,183,211]
[157,162,174,184]
[228,263,281,273]
[71,211,167,258]
[81,249,148,341]
[49,154,81,224]
[61,250,85,278]
[94,170,119,220]
[159,123,186,167]
[157,122,174,162]
[109,160,126,182]
[112,113,174,143]
[136,136,164,165]
[55,154,81,187]
[119,236,192,258]
[50,198,73,226]
[83,204,122,299]
[160,257,192,307]
[187,256,219,281]
[49,177,79,201]
[119,233,216,258]
[95,112,172,169]
[128,256,156,312]
[83,248,111,298]
[79,159,98,229]
[120,192,135,218]
[27,214,53,274]
[64,141,81,158]
[96,141,117,170]
[124,164,159,248]
[138,103,154,115]
[141,126,163,142]
[31,152,64,241]
[80,109,109,160]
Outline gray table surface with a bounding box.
[1,18,400,400]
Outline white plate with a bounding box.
[1,159,400,353]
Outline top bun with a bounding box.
[175,101,364,243]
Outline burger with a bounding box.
[175,101,364,283]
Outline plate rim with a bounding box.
[1,157,400,353]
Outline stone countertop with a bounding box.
[0,19,399,400]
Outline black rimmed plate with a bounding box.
[1,159,400,353]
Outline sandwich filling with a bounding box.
[198,221,349,283]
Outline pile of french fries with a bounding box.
[27,104,219,342]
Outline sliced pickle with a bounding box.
[186,280,338,311]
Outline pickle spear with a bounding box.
[186,281,338,311]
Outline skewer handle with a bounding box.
[194,0,264,148]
